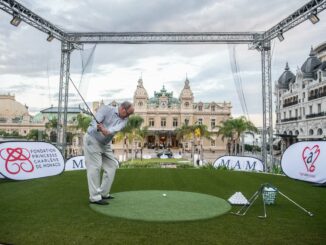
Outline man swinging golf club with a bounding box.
[84,101,134,205]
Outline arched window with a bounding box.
[309,129,314,136]
[295,130,299,136]
[317,128,323,135]
[184,102,189,107]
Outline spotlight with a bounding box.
[10,15,21,26]
[277,31,284,42]
[47,33,54,42]
[308,12,319,24]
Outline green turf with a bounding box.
[0,169,325,245]
[90,190,231,221]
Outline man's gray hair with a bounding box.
[120,101,133,110]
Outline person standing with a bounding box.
[84,101,134,205]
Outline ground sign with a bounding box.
[213,155,264,172]
[0,141,64,180]
[281,141,326,184]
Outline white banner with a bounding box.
[0,141,64,180]
[281,141,326,184]
[213,155,264,172]
[65,156,86,171]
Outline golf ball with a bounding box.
[162,193,167,197]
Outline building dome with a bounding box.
[301,47,322,79]
[0,94,29,118]
[278,63,295,90]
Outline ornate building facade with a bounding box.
[132,78,232,154]
[0,94,88,157]
[275,42,326,149]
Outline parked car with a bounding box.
[157,150,173,158]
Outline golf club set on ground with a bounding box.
[228,183,314,219]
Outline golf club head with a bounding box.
[230,212,246,216]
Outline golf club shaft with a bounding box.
[278,191,314,216]
[69,77,99,124]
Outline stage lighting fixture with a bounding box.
[10,15,21,26]
[47,33,54,42]
[277,31,284,42]
[308,12,319,24]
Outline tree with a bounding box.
[175,124,193,153]
[76,113,92,132]
[26,129,47,141]
[45,117,58,142]
[191,123,212,162]
[114,115,145,161]
[216,117,258,155]
[216,119,234,154]
[175,123,212,163]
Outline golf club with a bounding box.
[278,190,314,217]
[69,77,99,124]
[230,190,260,216]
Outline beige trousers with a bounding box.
[83,133,119,202]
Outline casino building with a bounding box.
[274,42,326,150]
[129,77,232,154]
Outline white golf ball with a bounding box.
[162,193,167,197]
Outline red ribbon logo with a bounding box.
[302,145,320,173]
[0,147,34,175]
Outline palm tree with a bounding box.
[191,124,212,163]
[216,117,258,155]
[137,126,149,160]
[115,115,145,161]
[216,119,234,154]
[175,123,211,164]
[175,123,193,154]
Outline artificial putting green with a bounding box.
[90,190,231,221]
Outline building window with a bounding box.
[149,118,154,127]
[185,118,189,125]
[318,103,321,113]
[289,110,292,118]
[198,118,203,125]
[211,106,215,112]
[309,129,314,135]
[283,112,286,119]
[184,102,189,107]
[211,119,216,128]
[309,105,313,114]
[303,107,305,116]
[295,109,298,117]
[211,139,216,146]
[138,101,143,107]
[317,128,323,135]
[173,118,178,127]
[161,118,166,127]
[198,105,203,111]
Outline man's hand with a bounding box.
[97,123,110,136]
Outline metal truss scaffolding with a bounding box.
[1,0,325,168]
[259,41,273,170]
[57,41,73,153]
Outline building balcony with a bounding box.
[306,112,326,119]
[282,101,298,108]
[280,116,301,122]
[308,91,326,101]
